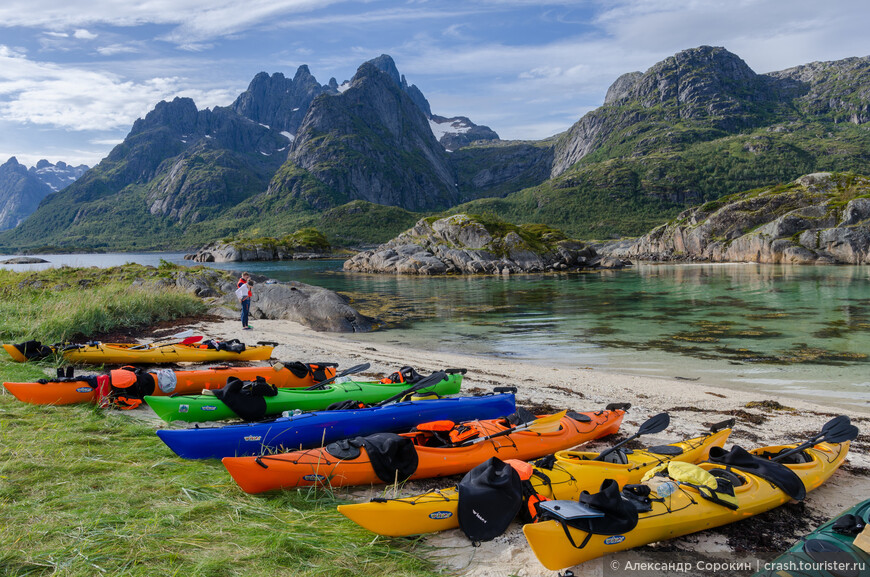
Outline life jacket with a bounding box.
[448,424,481,445]
[503,459,554,524]
[642,461,739,510]
[90,367,156,409]
[380,366,422,384]
[280,362,337,382]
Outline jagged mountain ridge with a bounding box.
[1,46,869,251]
[0,157,89,231]
[30,160,89,192]
[278,61,458,211]
[0,158,53,231]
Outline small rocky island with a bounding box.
[344,213,627,274]
[0,257,50,264]
[186,228,332,263]
[601,173,870,264]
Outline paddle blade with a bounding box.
[180,336,202,345]
[825,423,859,444]
[528,410,568,434]
[338,363,371,379]
[638,412,670,436]
[170,329,195,340]
[821,415,851,435]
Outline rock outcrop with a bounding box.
[185,229,331,262]
[602,173,870,264]
[344,214,615,274]
[170,267,373,332]
[248,281,374,332]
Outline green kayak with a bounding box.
[145,373,463,423]
[753,498,869,577]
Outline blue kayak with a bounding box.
[156,392,517,460]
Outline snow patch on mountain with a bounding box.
[429,118,472,142]
[280,131,295,142]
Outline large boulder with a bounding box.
[248,281,374,332]
[169,267,373,332]
[344,214,610,275]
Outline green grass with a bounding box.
[0,263,438,577]
[0,396,436,577]
[0,271,207,343]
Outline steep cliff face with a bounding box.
[768,56,870,123]
[605,173,870,264]
[0,158,53,230]
[230,66,330,137]
[275,62,459,211]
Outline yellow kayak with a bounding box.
[523,440,851,570]
[337,421,733,537]
[3,341,273,364]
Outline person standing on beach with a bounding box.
[236,272,253,330]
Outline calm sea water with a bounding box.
[3,253,868,408]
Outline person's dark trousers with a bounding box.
[241,298,251,327]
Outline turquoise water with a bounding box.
[3,253,868,407]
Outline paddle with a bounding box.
[373,370,449,406]
[454,410,569,447]
[772,415,859,462]
[129,329,196,350]
[304,362,371,390]
[594,412,670,462]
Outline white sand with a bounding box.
[191,318,870,577]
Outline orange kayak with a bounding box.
[3,362,336,405]
[222,406,627,494]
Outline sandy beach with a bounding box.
[187,317,869,577]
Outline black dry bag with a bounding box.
[457,457,523,542]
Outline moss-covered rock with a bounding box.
[343,214,623,275]
[602,172,870,263]
[186,228,331,262]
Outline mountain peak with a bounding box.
[366,54,401,86]
[294,65,313,80]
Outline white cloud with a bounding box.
[73,28,97,40]
[0,45,233,131]
[96,43,143,56]
[0,0,349,44]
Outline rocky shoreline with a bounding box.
[344,214,630,274]
[599,173,870,264]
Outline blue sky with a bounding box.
[1,0,868,168]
